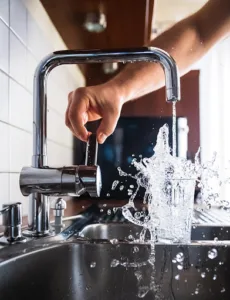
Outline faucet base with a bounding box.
[0,235,27,245]
[22,229,52,238]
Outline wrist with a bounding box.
[107,75,134,105]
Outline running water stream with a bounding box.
[172,101,177,157]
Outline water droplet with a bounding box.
[110,259,119,268]
[214,237,218,242]
[201,272,206,278]
[206,203,211,210]
[134,270,142,281]
[128,235,134,240]
[90,262,96,268]
[127,189,133,195]
[208,248,218,259]
[175,274,180,280]
[130,185,134,188]
[134,212,141,219]
[195,288,199,295]
[138,286,149,298]
[219,261,224,265]
[172,259,177,264]
[133,246,139,253]
[106,193,110,197]
[176,252,184,262]
[107,209,111,215]
[119,185,124,191]
[112,180,119,190]
[177,264,183,270]
[213,274,217,280]
[110,239,118,244]
[221,287,226,293]
[100,209,104,212]
[103,203,107,207]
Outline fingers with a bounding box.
[65,90,89,141]
[65,87,121,144]
[97,108,120,144]
[65,92,73,130]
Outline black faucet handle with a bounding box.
[85,133,98,166]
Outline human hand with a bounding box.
[65,83,125,144]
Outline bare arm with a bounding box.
[109,0,230,102]
[66,0,230,143]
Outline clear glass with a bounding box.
[155,179,195,244]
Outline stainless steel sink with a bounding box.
[0,220,230,300]
[1,206,230,300]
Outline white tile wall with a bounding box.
[10,0,27,44]
[9,31,27,86]
[0,0,85,221]
[0,20,9,73]
[0,71,9,122]
[9,79,33,131]
[0,122,9,172]
[0,0,9,25]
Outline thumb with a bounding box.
[97,109,120,144]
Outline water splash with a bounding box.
[113,124,230,243]
[111,123,230,298]
[120,124,197,243]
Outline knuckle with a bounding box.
[74,87,87,99]
[65,117,70,127]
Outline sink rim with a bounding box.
[1,232,230,264]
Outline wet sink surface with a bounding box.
[0,223,230,300]
[79,222,230,241]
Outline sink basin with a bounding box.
[1,205,230,300]
[0,223,230,300]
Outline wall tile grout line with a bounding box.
[0,65,68,120]
[0,0,80,215]
[0,71,67,125]
[0,16,8,27]
[0,119,73,150]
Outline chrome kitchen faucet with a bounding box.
[19,47,180,237]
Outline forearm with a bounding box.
[109,0,230,103]
[110,16,204,102]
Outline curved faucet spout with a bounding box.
[27,47,181,235]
